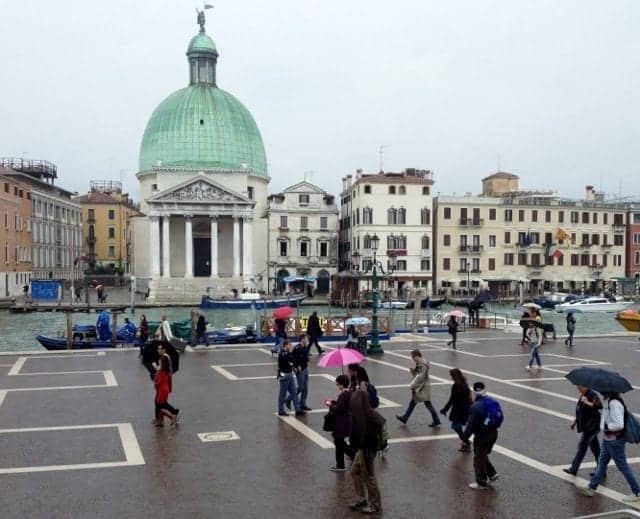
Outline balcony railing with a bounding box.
[613,224,625,232]
[459,245,484,254]
[470,269,482,274]
[459,218,484,226]
[278,226,289,231]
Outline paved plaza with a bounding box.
[1,330,640,518]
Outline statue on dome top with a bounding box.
[196,4,213,33]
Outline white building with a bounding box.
[339,168,435,298]
[266,181,338,296]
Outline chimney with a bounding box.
[585,185,596,201]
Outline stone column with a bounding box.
[210,216,218,278]
[233,217,241,277]
[242,217,253,279]
[162,215,171,278]
[185,216,194,279]
[149,216,160,278]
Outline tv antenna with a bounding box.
[379,144,390,173]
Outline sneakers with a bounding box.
[562,468,577,476]
[525,365,531,371]
[302,406,313,411]
[278,411,289,416]
[469,482,488,490]
[295,411,307,417]
[360,504,380,514]
[349,500,368,511]
[622,493,640,503]
[329,466,346,472]
[489,474,500,483]
[578,484,595,497]
[395,415,408,424]
[428,422,442,428]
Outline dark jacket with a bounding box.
[139,319,149,339]
[350,386,385,451]
[277,350,295,376]
[275,319,287,338]
[575,389,601,433]
[463,395,495,441]
[290,343,310,371]
[447,318,458,334]
[307,313,322,337]
[441,382,472,424]
[567,314,576,332]
[196,317,207,335]
[331,390,352,439]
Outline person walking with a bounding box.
[151,355,179,427]
[565,312,576,347]
[195,315,209,347]
[306,311,325,355]
[440,368,473,452]
[138,315,149,356]
[349,374,385,514]
[328,374,352,472]
[519,313,529,346]
[463,382,501,490]
[157,315,174,342]
[563,386,602,476]
[273,318,287,354]
[446,315,458,350]
[580,392,640,501]
[395,349,441,427]
[287,334,312,411]
[525,321,542,371]
[277,340,305,417]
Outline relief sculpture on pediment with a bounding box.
[165,181,238,202]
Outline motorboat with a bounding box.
[533,293,581,309]
[615,310,640,332]
[405,297,447,309]
[555,297,635,313]
[200,293,304,309]
[205,325,257,345]
[378,301,408,310]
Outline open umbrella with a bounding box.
[449,310,466,318]
[318,348,364,368]
[345,317,371,326]
[273,306,294,319]
[565,307,583,314]
[565,367,633,394]
[522,302,542,310]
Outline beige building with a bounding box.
[434,173,627,297]
[339,168,435,297]
[266,181,338,296]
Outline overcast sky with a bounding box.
[1,0,639,201]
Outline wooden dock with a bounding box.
[9,303,129,314]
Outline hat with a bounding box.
[473,382,486,393]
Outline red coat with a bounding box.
[154,371,172,404]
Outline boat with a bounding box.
[36,335,123,350]
[533,293,581,309]
[200,293,305,309]
[555,297,635,313]
[378,301,408,310]
[406,297,447,309]
[205,325,257,344]
[615,310,640,332]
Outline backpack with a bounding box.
[366,411,388,452]
[375,421,389,452]
[612,397,640,444]
[483,397,504,429]
[367,383,380,409]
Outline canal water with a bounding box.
[0,302,636,352]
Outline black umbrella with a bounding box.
[565,367,633,394]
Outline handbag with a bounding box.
[323,411,336,432]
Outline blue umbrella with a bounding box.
[565,367,633,394]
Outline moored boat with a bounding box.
[533,293,581,309]
[615,310,640,332]
[200,293,304,309]
[36,335,121,350]
[555,297,635,313]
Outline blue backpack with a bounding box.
[613,397,640,444]
[367,383,380,409]
[483,397,504,429]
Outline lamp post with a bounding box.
[351,233,393,355]
[466,263,471,297]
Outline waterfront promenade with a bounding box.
[1,330,639,518]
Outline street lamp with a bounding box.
[351,233,394,355]
[466,263,471,297]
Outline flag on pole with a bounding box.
[555,228,570,242]
[552,249,564,260]
[204,3,214,8]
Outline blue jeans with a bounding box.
[401,399,441,425]
[528,343,541,367]
[286,368,309,408]
[590,438,640,494]
[567,329,575,346]
[195,333,209,346]
[569,430,601,474]
[278,373,300,413]
[451,421,468,443]
[273,336,285,353]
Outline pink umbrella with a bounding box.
[449,310,465,318]
[318,348,364,368]
[273,306,294,319]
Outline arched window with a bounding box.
[398,235,407,249]
[398,207,406,225]
[387,235,397,250]
[389,186,396,195]
[420,207,431,225]
[398,186,406,195]
[421,235,430,250]
[363,207,373,224]
[387,207,397,225]
[363,234,372,249]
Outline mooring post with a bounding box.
[66,311,73,350]
[112,312,118,348]
[190,310,197,346]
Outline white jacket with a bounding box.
[601,398,625,437]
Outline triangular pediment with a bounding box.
[284,181,327,194]
[148,174,252,205]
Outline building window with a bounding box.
[504,209,513,222]
[300,216,308,230]
[604,213,608,225]
[443,258,450,271]
[635,251,640,265]
[571,211,579,223]
[570,254,578,266]
[518,253,527,266]
[362,207,373,224]
[593,212,598,224]
[580,254,589,266]
[107,209,115,220]
[489,208,496,220]
[317,216,327,229]
[422,186,430,195]
[247,187,254,200]
[280,216,288,229]
[558,211,564,223]
[363,234,371,249]
[420,208,431,225]
[591,234,600,245]
[397,207,406,224]
[614,213,624,225]
[387,208,397,225]
[388,186,396,195]
[279,241,288,257]
[614,234,624,246]
[421,259,431,271]
[532,210,538,222]
[364,185,371,194]
[545,210,551,223]
[107,227,115,239]
[88,209,95,220]
[421,235,430,249]
[108,246,115,258]
[518,209,525,222]
[443,207,451,220]
[300,241,308,257]
[581,212,589,224]
[299,194,309,205]
[443,234,451,247]
[3,183,8,193]
[396,260,407,271]
[320,242,328,257]
[489,235,496,247]
[488,258,496,271]
[557,254,564,266]
[398,186,406,195]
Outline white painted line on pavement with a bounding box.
[493,444,640,510]
[118,423,145,466]
[506,377,567,382]
[0,390,6,408]
[211,365,238,380]
[198,431,240,443]
[544,363,604,368]
[388,434,459,444]
[7,357,27,376]
[551,457,640,470]
[103,370,118,387]
[0,364,13,367]
[276,414,334,449]
[13,370,104,376]
[217,362,274,368]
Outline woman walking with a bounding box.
[328,374,353,472]
[138,314,149,356]
[152,355,179,427]
[395,349,441,427]
[446,315,458,350]
[440,368,473,452]
[525,321,542,371]
[195,315,209,347]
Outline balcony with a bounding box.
[601,243,612,248]
[87,217,96,224]
[278,226,289,232]
[421,249,431,257]
[459,245,484,254]
[459,218,485,226]
[386,249,407,256]
[612,224,625,233]
[527,264,544,268]
[470,269,482,274]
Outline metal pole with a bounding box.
[66,311,73,350]
[368,254,383,354]
[130,276,136,315]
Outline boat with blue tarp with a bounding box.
[200,292,304,309]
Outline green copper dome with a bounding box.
[138,23,267,177]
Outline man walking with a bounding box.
[277,340,305,417]
[563,385,602,477]
[287,334,312,411]
[463,382,502,490]
[395,349,441,427]
[446,315,458,350]
[306,311,325,355]
[565,312,576,347]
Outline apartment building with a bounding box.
[627,204,640,286]
[0,170,32,296]
[266,181,338,295]
[434,173,627,297]
[338,168,435,297]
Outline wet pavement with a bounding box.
[1,330,640,518]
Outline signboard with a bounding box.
[197,431,240,443]
[31,280,61,301]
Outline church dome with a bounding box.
[138,19,267,177]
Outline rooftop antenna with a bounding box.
[379,144,389,173]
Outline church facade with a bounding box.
[132,13,269,302]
